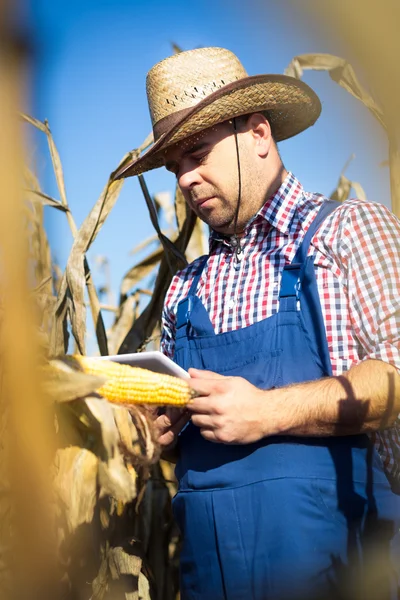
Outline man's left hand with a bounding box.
[187,368,269,444]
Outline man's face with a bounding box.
[163,121,255,234]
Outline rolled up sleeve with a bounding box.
[342,202,400,373]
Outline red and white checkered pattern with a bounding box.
[161,173,400,483]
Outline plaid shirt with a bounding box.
[161,172,400,483]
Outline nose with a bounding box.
[177,161,202,191]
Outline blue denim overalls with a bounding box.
[172,201,400,600]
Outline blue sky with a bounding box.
[29,0,390,345]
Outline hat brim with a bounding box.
[111,74,321,180]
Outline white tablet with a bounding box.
[96,350,189,379]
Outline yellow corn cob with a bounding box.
[69,355,193,406]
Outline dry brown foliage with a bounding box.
[2,18,397,597]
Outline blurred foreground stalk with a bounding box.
[300,0,400,216]
[0,3,58,598]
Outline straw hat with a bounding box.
[112,47,321,180]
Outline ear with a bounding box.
[246,113,273,158]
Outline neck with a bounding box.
[215,163,288,237]
[263,164,288,207]
[242,163,287,226]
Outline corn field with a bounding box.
[1,1,399,598]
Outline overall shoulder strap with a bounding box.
[279,199,340,376]
[293,199,340,264]
[176,255,209,331]
[188,254,209,295]
[279,200,340,303]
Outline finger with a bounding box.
[188,368,226,380]
[155,413,173,432]
[191,414,215,429]
[155,408,188,430]
[170,411,191,435]
[159,429,176,447]
[200,428,220,443]
[188,377,223,398]
[186,396,214,414]
[158,412,191,448]
[166,407,189,426]
[146,406,159,418]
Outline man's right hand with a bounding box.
[154,407,191,461]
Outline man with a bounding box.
[112,47,400,600]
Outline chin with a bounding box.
[199,211,235,234]
[210,223,234,235]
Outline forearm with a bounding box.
[266,359,400,437]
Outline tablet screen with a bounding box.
[96,351,189,379]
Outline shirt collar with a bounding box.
[255,171,304,234]
[209,172,304,249]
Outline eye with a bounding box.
[191,151,208,165]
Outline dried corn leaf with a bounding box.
[329,155,367,202]
[20,112,47,132]
[85,260,110,356]
[84,396,123,457]
[43,359,106,403]
[23,167,54,295]
[26,115,74,234]
[52,262,63,293]
[138,572,151,600]
[118,209,197,353]
[116,133,153,177]
[79,179,125,247]
[91,554,109,600]
[35,290,56,308]
[54,406,87,450]
[159,460,177,498]
[108,542,142,581]
[112,405,141,456]
[54,446,98,532]
[98,457,137,505]
[26,189,70,212]
[139,174,187,272]
[154,192,175,227]
[186,216,208,262]
[284,53,386,130]
[330,175,351,202]
[33,276,53,294]
[64,181,123,354]
[92,541,150,600]
[349,181,366,200]
[52,177,123,355]
[174,185,187,233]
[23,165,41,190]
[107,295,137,356]
[44,120,70,209]
[120,246,164,297]
[330,175,367,202]
[85,397,137,502]
[111,149,140,180]
[33,230,53,292]
[23,114,109,356]
[129,234,159,257]
[50,282,72,356]
[132,408,157,464]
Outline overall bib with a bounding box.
[172,201,400,600]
